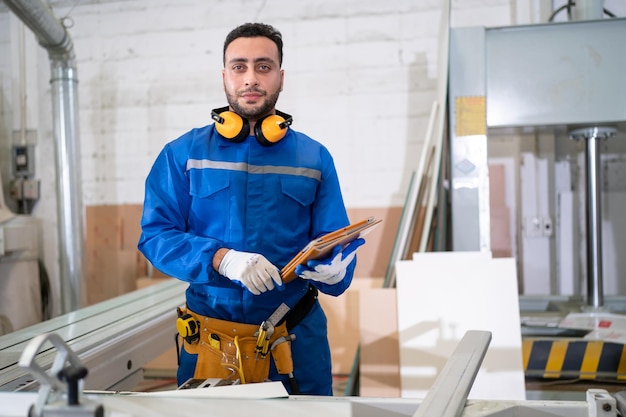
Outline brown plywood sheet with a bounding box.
[359,288,401,397]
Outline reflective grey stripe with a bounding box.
[186,159,321,181]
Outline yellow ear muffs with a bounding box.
[211,107,249,143]
[212,107,293,146]
[254,110,293,146]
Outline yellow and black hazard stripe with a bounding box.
[523,338,626,380]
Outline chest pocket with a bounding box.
[188,169,231,238]
[280,175,317,207]
[189,169,230,198]
[270,176,318,248]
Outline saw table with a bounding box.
[0,279,186,392]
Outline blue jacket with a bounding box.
[138,124,354,325]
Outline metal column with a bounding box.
[570,127,617,309]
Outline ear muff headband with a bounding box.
[211,107,249,143]
[212,107,293,146]
[254,110,293,146]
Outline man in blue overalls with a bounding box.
[138,22,363,395]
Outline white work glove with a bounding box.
[296,238,365,285]
[218,249,283,295]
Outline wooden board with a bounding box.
[383,101,439,289]
[359,288,401,397]
[85,204,144,304]
[418,0,451,253]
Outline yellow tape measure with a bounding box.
[176,314,200,344]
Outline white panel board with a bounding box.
[395,252,525,400]
[602,191,626,295]
[557,190,577,295]
[520,152,552,294]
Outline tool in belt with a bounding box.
[255,302,290,359]
[253,302,300,393]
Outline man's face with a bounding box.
[222,36,284,121]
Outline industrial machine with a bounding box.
[0,170,42,335]
[1,322,625,417]
[449,16,626,300]
[446,3,626,388]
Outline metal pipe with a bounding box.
[2,0,84,313]
[50,56,83,313]
[18,21,27,146]
[574,0,604,21]
[584,133,603,308]
[569,126,616,309]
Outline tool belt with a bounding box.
[179,308,293,383]
[286,285,318,331]
[176,285,318,384]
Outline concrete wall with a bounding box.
[2,0,623,315]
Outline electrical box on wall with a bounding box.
[9,132,40,213]
[12,144,36,178]
[11,129,38,177]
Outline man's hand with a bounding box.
[218,249,283,295]
[296,238,365,285]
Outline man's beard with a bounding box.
[226,88,281,121]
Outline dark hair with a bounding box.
[223,23,283,67]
